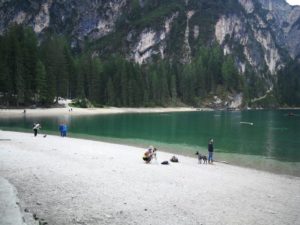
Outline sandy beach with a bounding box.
[0,106,207,118]
[0,131,299,225]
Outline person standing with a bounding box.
[59,124,64,136]
[32,123,41,137]
[208,139,214,164]
[62,124,68,137]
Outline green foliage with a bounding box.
[222,55,241,91]
[0,24,76,106]
[131,3,183,28]
[40,35,70,103]
[128,0,142,21]
[35,60,48,104]
[0,24,38,106]
[1,23,297,108]
[249,91,279,108]
[276,60,300,106]
[70,98,93,108]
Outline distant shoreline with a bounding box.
[1,105,300,118]
[0,106,213,118]
[278,107,300,110]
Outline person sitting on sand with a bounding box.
[143,146,157,163]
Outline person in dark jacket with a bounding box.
[208,139,214,164]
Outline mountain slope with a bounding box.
[1,0,299,67]
[0,0,299,107]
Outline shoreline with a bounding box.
[1,128,300,178]
[0,106,212,118]
[66,133,300,178]
[1,131,299,225]
[1,105,300,177]
[1,106,300,118]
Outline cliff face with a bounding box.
[0,0,299,74]
[0,0,127,40]
[258,0,300,58]
[215,0,282,75]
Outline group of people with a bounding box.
[32,122,214,164]
[142,139,214,164]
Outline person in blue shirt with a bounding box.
[62,124,68,137]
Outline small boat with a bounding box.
[240,122,254,126]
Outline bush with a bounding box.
[70,98,94,108]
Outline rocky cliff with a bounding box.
[0,0,299,75]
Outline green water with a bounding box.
[1,110,300,176]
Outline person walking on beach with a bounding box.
[208,139,214,164]
[32,123,41,137]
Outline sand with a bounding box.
[0,131,300,225]
[0,106,208,118]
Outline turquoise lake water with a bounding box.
[1,110,299,176]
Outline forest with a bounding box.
[0,24,299,108]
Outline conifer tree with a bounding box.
[23,27,38,104]
[36,60,48,104]
[107,77,115,106]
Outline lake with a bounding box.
[1,110,300,176]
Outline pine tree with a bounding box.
[23,27,38,104]
[170,74,177,105]
[8,25,26,106]
[159,61,170,105]
[15,45,25,106]
[222,56,239,92]
[107,77,115,106]
[36,60,48,104]
[0,36,10,105]
[63,45,76,99]
[74,57,85,98]
[194,54,206,97]
[91,58,103,104]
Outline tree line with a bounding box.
[1,24,298,108]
